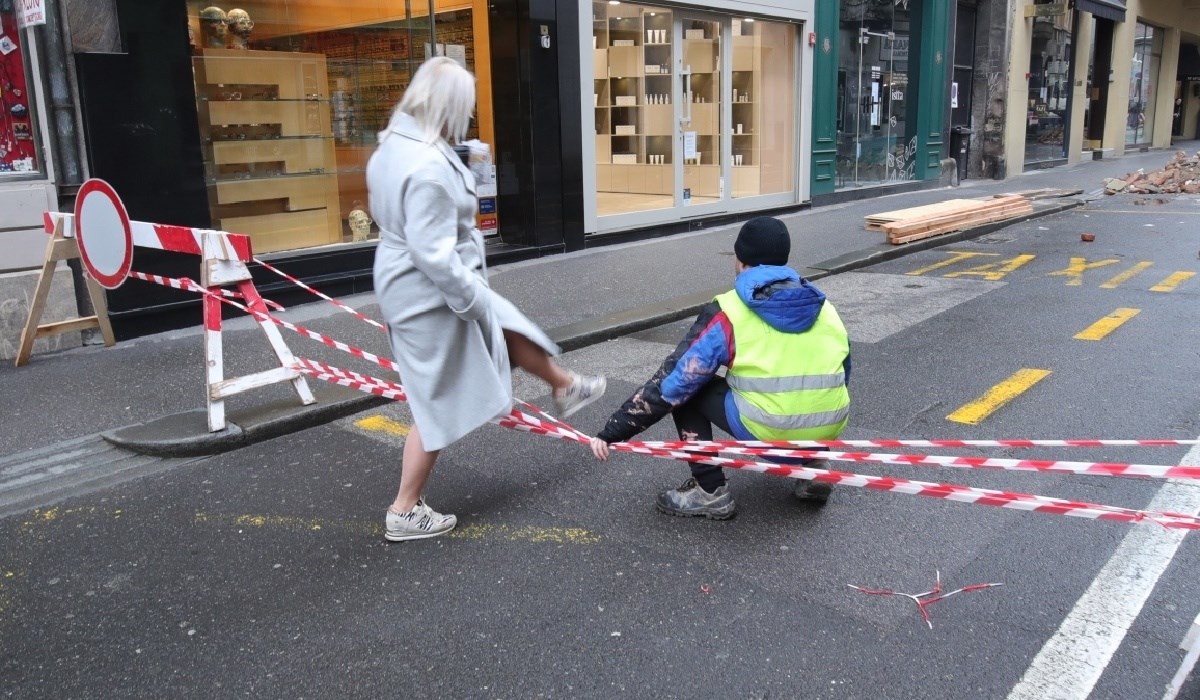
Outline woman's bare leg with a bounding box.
[390,423,439,513]
[504,330,572,391]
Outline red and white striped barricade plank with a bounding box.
[62,179,313,432]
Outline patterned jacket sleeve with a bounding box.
[596,301,733,444]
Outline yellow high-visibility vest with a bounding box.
[715,289,851,441]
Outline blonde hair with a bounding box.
[382,57,475,144]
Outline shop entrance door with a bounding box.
[840,28,907,186]
[675,14,728,215]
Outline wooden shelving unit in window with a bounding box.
[593,3,676,197]
[193,49,342,253]
[731,30,760,197]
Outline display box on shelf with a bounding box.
[612,39,635,47]
[614,124,636,135]
[612,153,638,164]
[685,29,705,40]
[615,95,637,106]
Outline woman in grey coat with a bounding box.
[369,58,606,542]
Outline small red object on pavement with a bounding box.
[1081,233,1096,242]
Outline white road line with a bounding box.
[1007,439,1200,700]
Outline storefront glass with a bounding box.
[0,8,40,174]
[592,1,797,221]
[1024,6,1073,164]
[1126,22,1162,146]
[835,0,912,189]
[185,1,493,254]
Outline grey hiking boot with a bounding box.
[793,461,833,504]
[793,480,833,503]
[656,478,737,520]
[553,372,607,418]
[385,499,457,541]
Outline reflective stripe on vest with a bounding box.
[716,287,851,441]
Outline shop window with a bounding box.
[0,5,40,174]
[835,0,913,189]
[184,1,493,254]
[590,2,798,220]
[1126,21,1162,147]
[1024,3,1073,164]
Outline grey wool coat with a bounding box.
[369,113,559,451]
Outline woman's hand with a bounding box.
[590,437,610,461]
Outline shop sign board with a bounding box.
[15,0,47,28]
[1024,3,1067,18]
[478,197,496,215]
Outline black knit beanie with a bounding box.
[734,217,791,266]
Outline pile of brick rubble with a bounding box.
[1103,151,1200,195]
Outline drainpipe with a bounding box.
[35,1,92,337]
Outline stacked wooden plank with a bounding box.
[865,195,1033,245]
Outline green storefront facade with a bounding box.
[810,0,951,198]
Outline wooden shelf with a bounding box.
[194,49,341,253]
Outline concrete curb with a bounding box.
[105,197,1083,458]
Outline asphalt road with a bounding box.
[2,193,1200,699]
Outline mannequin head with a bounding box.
[348,209,373,241]
[199,7,228,48]
[226,9,254,49]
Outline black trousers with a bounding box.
[671,377,828,492]
[671,378,734,491]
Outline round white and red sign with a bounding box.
[74,179,133,289]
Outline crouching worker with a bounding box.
[589,217,851,520]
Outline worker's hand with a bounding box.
[590,437,610,461]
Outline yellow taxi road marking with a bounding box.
[1047,257,1121,286]
[947,368,1053,425]
[1150,271,1196,293]
[1100,262,1154,289]
[944,254,1037,282]
[1074,308,1140,341]
[354,414,410,437]
[906,251,998,276]
[193,513,602,544]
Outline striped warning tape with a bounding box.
[637,439,1200,449]
[127,271,284,311]
[615,443,1200,530]
[148,268,1200,530]
[627,443,1200,481]
[252,257,386,331]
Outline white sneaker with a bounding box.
[553,372,607,418]
[384,499,457,541]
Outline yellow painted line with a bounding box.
[193,512,602,544]
[1100,262,1154,289]
[906,251,997,276]
[946,368,1053,425]
[354,414,410,437]
[944,254,1036,282]
[1074,308,1140,341]
[1150,271,1196,293]
[1047,257,1120,286]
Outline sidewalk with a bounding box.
[0,146,1188,464]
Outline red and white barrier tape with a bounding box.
[128,271,283,311]
[252,257,386,331]
[615,444,1200,529]
[849,570,1003,629]
[146,265,1200,531]
[627,443,1200,481]
[638,438,1200,449]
